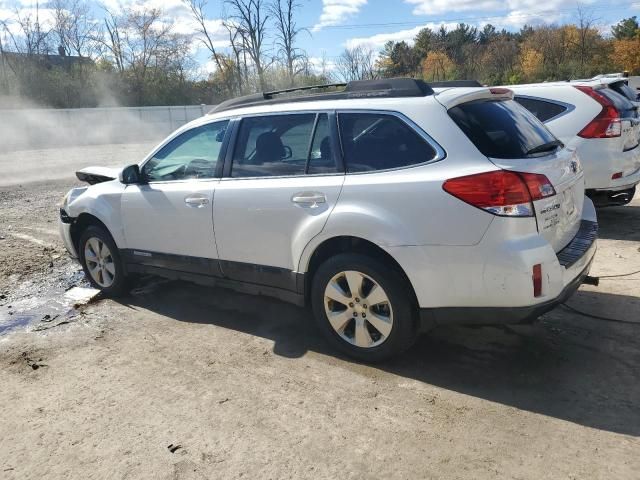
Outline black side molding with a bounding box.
[122,249,306,306]
[125,263,305,307]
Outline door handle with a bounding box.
[291,192,327,208]
[184,194,210,208]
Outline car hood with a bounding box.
[76,166,122,185]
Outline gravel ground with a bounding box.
[0,146,639,479]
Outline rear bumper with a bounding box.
[578,139,640,190]
[385,197,598,328]
[592,166,640,192]
[419,257,593,327]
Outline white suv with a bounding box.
[507,82,640,206]
[574,75,640,108]
[59,79,597,361]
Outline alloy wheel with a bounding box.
[84,237,116,288]
[323,270,393,348]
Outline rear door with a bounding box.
[213,112,344,291]
[447,96,584,252]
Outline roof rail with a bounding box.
[210,77,435,113]
[429,80,484,88]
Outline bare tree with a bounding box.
[269,0,306,86]
[574,5,600,75]
[125,8,191,100]
[226,0,270,91]
[2,6,51,56]
[98,5,192,102]
[52,0,99,57]
[222,19,247,93]
[101,8,125,73]
[335,46,377,82]
[182,0,233,90]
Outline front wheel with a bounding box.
[311,253,418,362]
[79,225,129,297]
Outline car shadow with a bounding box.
[596,204,640,241]
[118,279,640,437]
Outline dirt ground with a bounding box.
[0,154,639,479]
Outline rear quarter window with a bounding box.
[514,96,568,122]
[448,99,558,159]
[338,112,438,173]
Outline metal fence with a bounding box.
[0,105,214,152]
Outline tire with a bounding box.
[311,253,418,362]
[78,225,129,297]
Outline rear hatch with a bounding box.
[441,89,584,252]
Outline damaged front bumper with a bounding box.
[58,208,78,259]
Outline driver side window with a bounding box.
[143,120,229,182]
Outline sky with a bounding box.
[2,0,640,75]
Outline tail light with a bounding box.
[574,86,621,138]
[443,170,556,217]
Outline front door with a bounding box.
[213,112,344,291]
[121,120,229,275]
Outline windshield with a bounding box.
[448,99,559,159]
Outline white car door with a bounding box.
[213,112,344,291]
[121,120,229,274]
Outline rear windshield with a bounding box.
[448,99,558,159]
[599,88,637,119]
[610,81,638,103]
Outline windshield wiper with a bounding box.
[526,139,563,156]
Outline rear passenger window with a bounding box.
[514,97,567,122]
[232,114,330,178]
[338,113,437,173]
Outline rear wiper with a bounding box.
[526,139,563,156]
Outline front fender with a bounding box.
[65,180,127,248]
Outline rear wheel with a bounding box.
[79,226,129,296]
[311,254,417,362]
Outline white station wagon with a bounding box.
[59,79,598,361]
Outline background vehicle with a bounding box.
[575,74,640,105]
[508,82,640,206]
[59,79,597,361]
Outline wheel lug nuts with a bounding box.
[362,313,367,318]
[355,298,360,303]
[352,312,358,317]
[363,305,367,309]
[349,303,354,308]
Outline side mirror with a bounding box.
[119,164,144,184]
[281,145,293,160]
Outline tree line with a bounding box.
[1,1,640,109]
[377,11,640,85]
